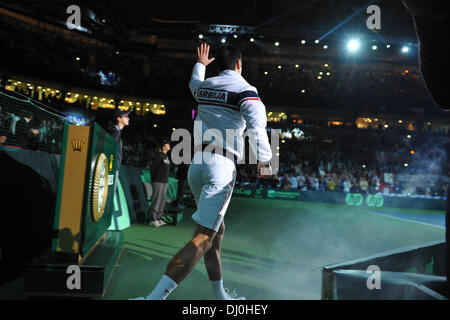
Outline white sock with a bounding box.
[147,274,178,300]
[211,279,227,300]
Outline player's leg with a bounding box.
[165,223,217,284]
[204,221,225,281]
[130,223,217,300]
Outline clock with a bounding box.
[91,153,109,222]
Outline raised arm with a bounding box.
[189,43,215,98]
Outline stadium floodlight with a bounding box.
[401,46,409,53]
[250,37,255,42]
[221,38,226,43]
[386,44,391,48]
[198,34,204,39]
[275,42,280,46]
[347,39,360,52]
[372,45,377,50]
[301,40,306,44]
[314,40,319,44]
[323,45,328,49]
[233,34,238,38]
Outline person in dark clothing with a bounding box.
[0,106,10,145]
[108,109,131,172]
[15,110,39,150]
[147,138,171,227]
[108,109,131,194]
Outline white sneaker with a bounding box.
[149,220,162,227]
[224,288,246,300]
[158,219,167,226]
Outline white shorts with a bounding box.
[188,151,236,232]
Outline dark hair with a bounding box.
[22,109,33,118]
[215,45,242,72]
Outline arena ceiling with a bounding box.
[0,0,417,42]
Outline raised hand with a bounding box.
[197,43,215,66]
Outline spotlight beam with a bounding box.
[317,0,376,42]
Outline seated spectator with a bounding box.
[359,177,369,194]
[288,173,298,189]
[15,110,40,150]
[281,173,291,190]
[343,177,352,193]
[327,178,336,191]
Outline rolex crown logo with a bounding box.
[72,138,86,153]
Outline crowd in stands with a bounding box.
[1,84,449,198]
[235,125,449,197]
[0,100,64,153]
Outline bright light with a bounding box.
[372,45,377,50]
[323,45,328,49]
[384,124,389,128]
[221,38,226,43]
[295,64,299,68]
[233,34,238,39]
[401,46,409,53]
[324,64,328,67]
[198,34,203,39]
[275,42,280,46]
[386,44,391,48]
[76,57,80,61]
[278,65,282,69]
[319,72,323,75]
[301,40,306,44]
[404,163,409,167]
[406,135,411,139]
[398,120,403,123]
[314,40,319,44]
[317,76,322,79]
[326,72,331,76]
[347,39,360,52]
[250,37,255,42]
[301,89,306,93]
[264,71,268,75]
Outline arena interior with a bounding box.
[0,0,449,303]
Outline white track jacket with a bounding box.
[189,62,272,163]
